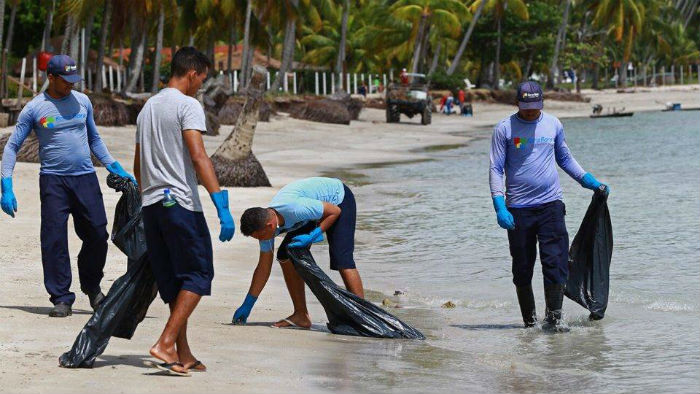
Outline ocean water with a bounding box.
[321,110,699,393]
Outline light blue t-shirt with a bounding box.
[489,111,586,208]
[1,91,115,177]
[259,177,345,252]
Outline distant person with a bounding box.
[134,47,235,375]
[400,68,409,85]
[441,94,455,114]
[359,82,367,97]
[489,81,609,332]
[233,177,365,329]
[457,88,465,106]
[1,55,135,318]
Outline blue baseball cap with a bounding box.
[516,81,543,110]
[47,55,82,83]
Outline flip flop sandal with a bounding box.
[187,360,207,372]
[144,360,190,377]
[271,318,310,330]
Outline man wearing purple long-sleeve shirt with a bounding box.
[489,81,609,332]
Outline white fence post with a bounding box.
[353,73,358,94]
[101,65,107,91]
[331,73,335,94]
[32,57,37,92]
[293,72,297,94]
[116,66,121,91]
[346,73,350,93]
[383,73,387,89]
[16,57,26,105]
[283,72,288,92]
[234,70,238,92]
[322,72,327,95]
[267,72,271,90]
[315,72,319,95]
[109,65,114,92]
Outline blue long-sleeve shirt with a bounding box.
[489,111,585,208]
[1,91,115,178]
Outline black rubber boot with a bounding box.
[515,285,537,327]
[542,284,569,333]
[49,302,72,318]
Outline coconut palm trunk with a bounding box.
[428,41,441,75]
[447,0,485,75]
[151,6,165,93]
[547,0,571,89]
[96,0,112,92]
[270,13,296,92]
[240,0,253,88]
[124,25,147,94]
[40,0,56,52]
[410,14,428,74]
[1,1,18,98]
[211,65,270,187]
[335,0,349,91]
[494,16,502,90]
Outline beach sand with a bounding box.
[0,85,698,393]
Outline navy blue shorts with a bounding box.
[277,184,357,270]
[142,203,214,303]
[507,200,569,288]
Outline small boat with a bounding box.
[590,104,634,118]
[662,103,700,112]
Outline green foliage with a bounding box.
[428,69,465,89]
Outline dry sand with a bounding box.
[0,85,698,393]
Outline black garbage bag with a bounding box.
[286,248,424,339]
[565,188,613,320]
[59,175,158,368]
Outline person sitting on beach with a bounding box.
[0,55,136,318]
[233,177,364,329]
[133,47,235,375]
[489,81,609,332]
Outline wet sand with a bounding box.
[0,85,698,392]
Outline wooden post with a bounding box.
[314,72,319,95]
[32,57,37,92]
[16,58,26,106]
[322,72,327,95]
[389,69,394,81]
[109,65,114,92]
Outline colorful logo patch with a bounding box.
[513,136,553,149]
[40,116,56,128]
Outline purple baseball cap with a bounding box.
[47,55,82,83]
[516,81,543,110]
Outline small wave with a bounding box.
[646,301,698,312]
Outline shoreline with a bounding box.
[0,86,698,392]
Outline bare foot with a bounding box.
[150,343,186,373]
[272,312,312,329]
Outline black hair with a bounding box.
[240,207,271,236]
[170,47,212,78]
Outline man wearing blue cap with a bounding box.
[489,81,609,332]
[1,55,136,317]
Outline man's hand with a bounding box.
[232,293,258,325]
[106,161,138,186]
[493,196,515,230]
[288,227,324,248]
[1,178,18,218]
[580,173,610,195]
[210,190,235,242]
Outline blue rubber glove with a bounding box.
[1,178,18,218]
[232,293,258,325]
[106,161,138,186]
[580,173,610,195]
[493,196,515,230]
[210,190,235,241]
[288,226,324,248]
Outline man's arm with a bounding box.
[1,105,35,178]
[318,202,341,232]
[554,122,585,181]
[248,251,274,297]
[85,100,116,166]
[489,123,507,198]
[133,143,141,190]
[183,130,220,193]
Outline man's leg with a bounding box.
[39,175,75,307]
[329,184,364,297]
[537,201,570,332]
[507,208,538,327]
[171,305,206,371]
[339,268,364,298]
[150,289,201,373]
[69,174,108,302]
[273,259,312,328]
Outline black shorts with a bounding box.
[142,203,214,303]
[277,184,357,270]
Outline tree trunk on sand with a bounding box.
[124,25,147,94]
[41,0,56,52]
[61,15,74,54]
[240,0,253,88]
[494,17,502,90]
[447,0,485,75]
[335,0,349,90]
[618,61,627,88]
[211,65,270,187]
[1,2,17,98]
[428,41,441,75]
[547,0,571,89]
[152,6,165,93]
[271,15,296,92]
[96,0,112,92]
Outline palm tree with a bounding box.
[96,0,113,92]
[447,0,485,75]
[547,0,573,89]
[335,0,350,90]
[262,0,301,92]
[241,0,253,87]
[593,0,644,87]
[470,0,528,90]
[1,0,20,99]
[151,3,165,93]
[389,0,469,74]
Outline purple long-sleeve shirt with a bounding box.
[489,111,586,208]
